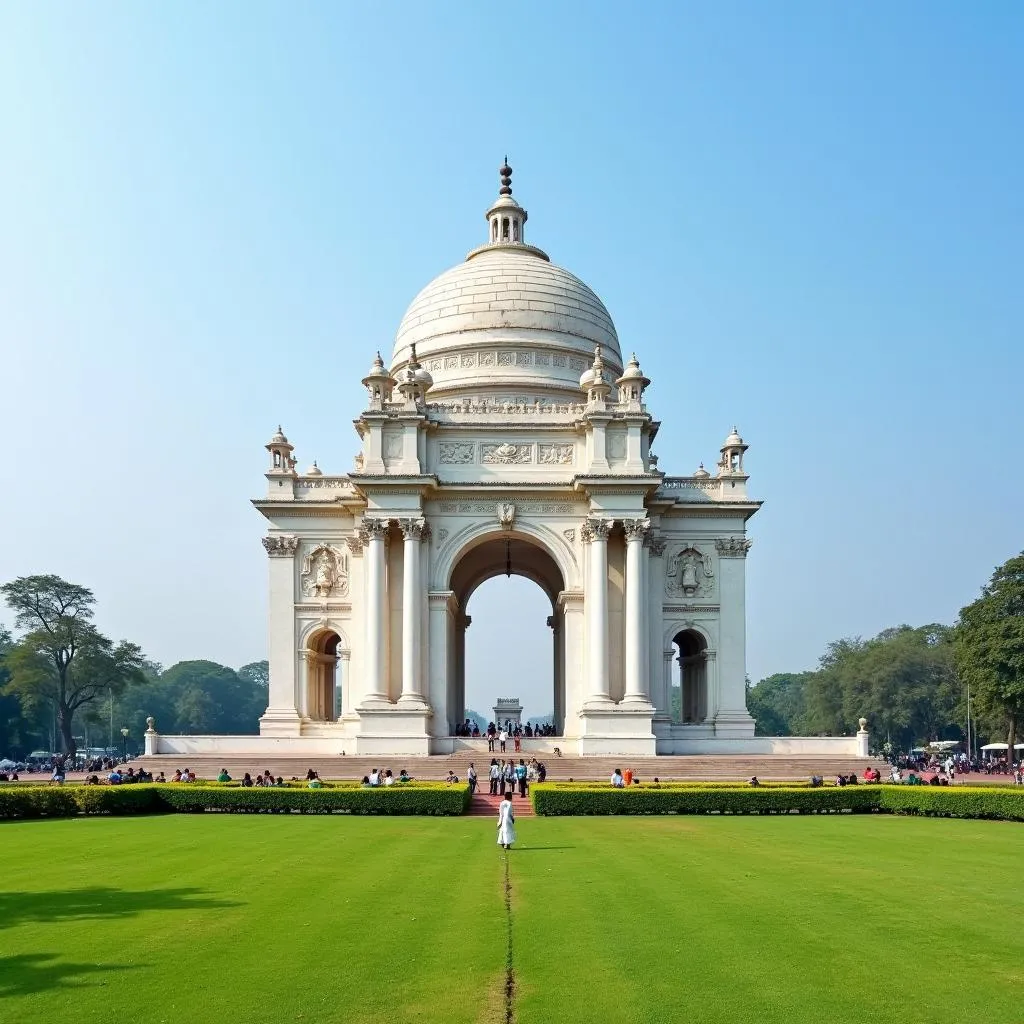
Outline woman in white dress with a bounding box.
[497,793,516,850]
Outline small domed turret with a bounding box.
[305,461,323,477]
[615,352,650,406]
[266,425,296,474]
[718,426,749,476]
[693,463,710,479]
[362,351,396,408]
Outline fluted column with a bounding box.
[399,518,426,703]
[582,518,613,703]
[622,518,650,703]
[361,518,389,703]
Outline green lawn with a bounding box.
[2,815,1023,1023]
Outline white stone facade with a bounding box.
[241,164,774,758]
[143,164,864,760]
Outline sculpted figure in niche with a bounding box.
[666,546,714,598]
[301,545,348,598]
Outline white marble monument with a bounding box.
[146,162,868,760]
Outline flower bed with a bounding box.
[0,783,470,819]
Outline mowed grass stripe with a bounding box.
[0,817,506,1024]
[508,816,1024,1024]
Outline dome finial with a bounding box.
[499,157,513,196]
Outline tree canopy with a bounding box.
[1,575,147,756]
[954,552,1024,754]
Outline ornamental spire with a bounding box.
[484,156,527,246]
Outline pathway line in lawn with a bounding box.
[503,849,516,1023]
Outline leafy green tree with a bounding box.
[955,553,1024,757]
[238,661,269,690]
[746,672,814,736]
[1,575,147,757]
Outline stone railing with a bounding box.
[294,476,355,495]
[657,477,725,501]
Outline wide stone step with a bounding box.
[130,752,872,783]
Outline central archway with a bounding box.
[447,533,567,737]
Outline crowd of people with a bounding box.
[480,757,547,797]
[452,720,560,743]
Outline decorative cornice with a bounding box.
[715,537,753,558]
[263,536,299,557]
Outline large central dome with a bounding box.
[391,162,622,401]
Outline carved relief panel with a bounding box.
[665,545,715,599]
[300,544,350,598]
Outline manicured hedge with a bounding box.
[0,783,470,819]
[530,784,880,816]
[530,783,1024,820]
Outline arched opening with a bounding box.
[449,533,566,738]
[671,629,708,724]
[305,630,341,722]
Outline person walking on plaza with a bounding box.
[499,728,508,753]
[467,763,478,794]
[497,791,516,850]
[489,758,500,795]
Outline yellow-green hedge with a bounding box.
[0,783,470,819]
[530,783,1024,820]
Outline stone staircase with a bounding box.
[467,790,535,817]
[130,752,871,784]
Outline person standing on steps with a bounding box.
[467,763,478,794]
[497,791,516,850]
[489,758,500,795]
[499,728,508,753]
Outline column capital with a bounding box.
[263,535,299,557]
[398,517,427,541]
[581,518,614,542]
[645,530,667,556]
[623,518,650,542]
[345,534,364,556]
[715,536,753,558]
[360,517,390,541]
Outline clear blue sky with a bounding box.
[1,3,1021,721]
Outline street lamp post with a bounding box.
[120,727,129,762]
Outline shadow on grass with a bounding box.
[0,887,241,930]
[0,952,139,998]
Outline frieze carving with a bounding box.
[296,477,353,490]
[481,443,533,465]
[623,518,651,541]
[460,353,475,367]
[715,537,753,558]
[301,544,349,598]
[262,536,299,557]
[436,501,576,514]
[666,546,715,598]
[538,443,574,465]
[439,442,475,464]
[497,352,514,367]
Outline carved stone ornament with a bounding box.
[497,502,516,531]
[646,531,667,556]
[359,517,390,541]
[715,537,753,558]
[301,544,349,598]
[399,518,427,541]
[666,546,715,598]
[582,518,613,542]
[439,442,475,464]
[437,528,449,543]
[263,535,299,557]
[623,518,650,541]
[563,528,576,543]
[345,535,364,556]
[481,442,532,465]
[538,443,574,466]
